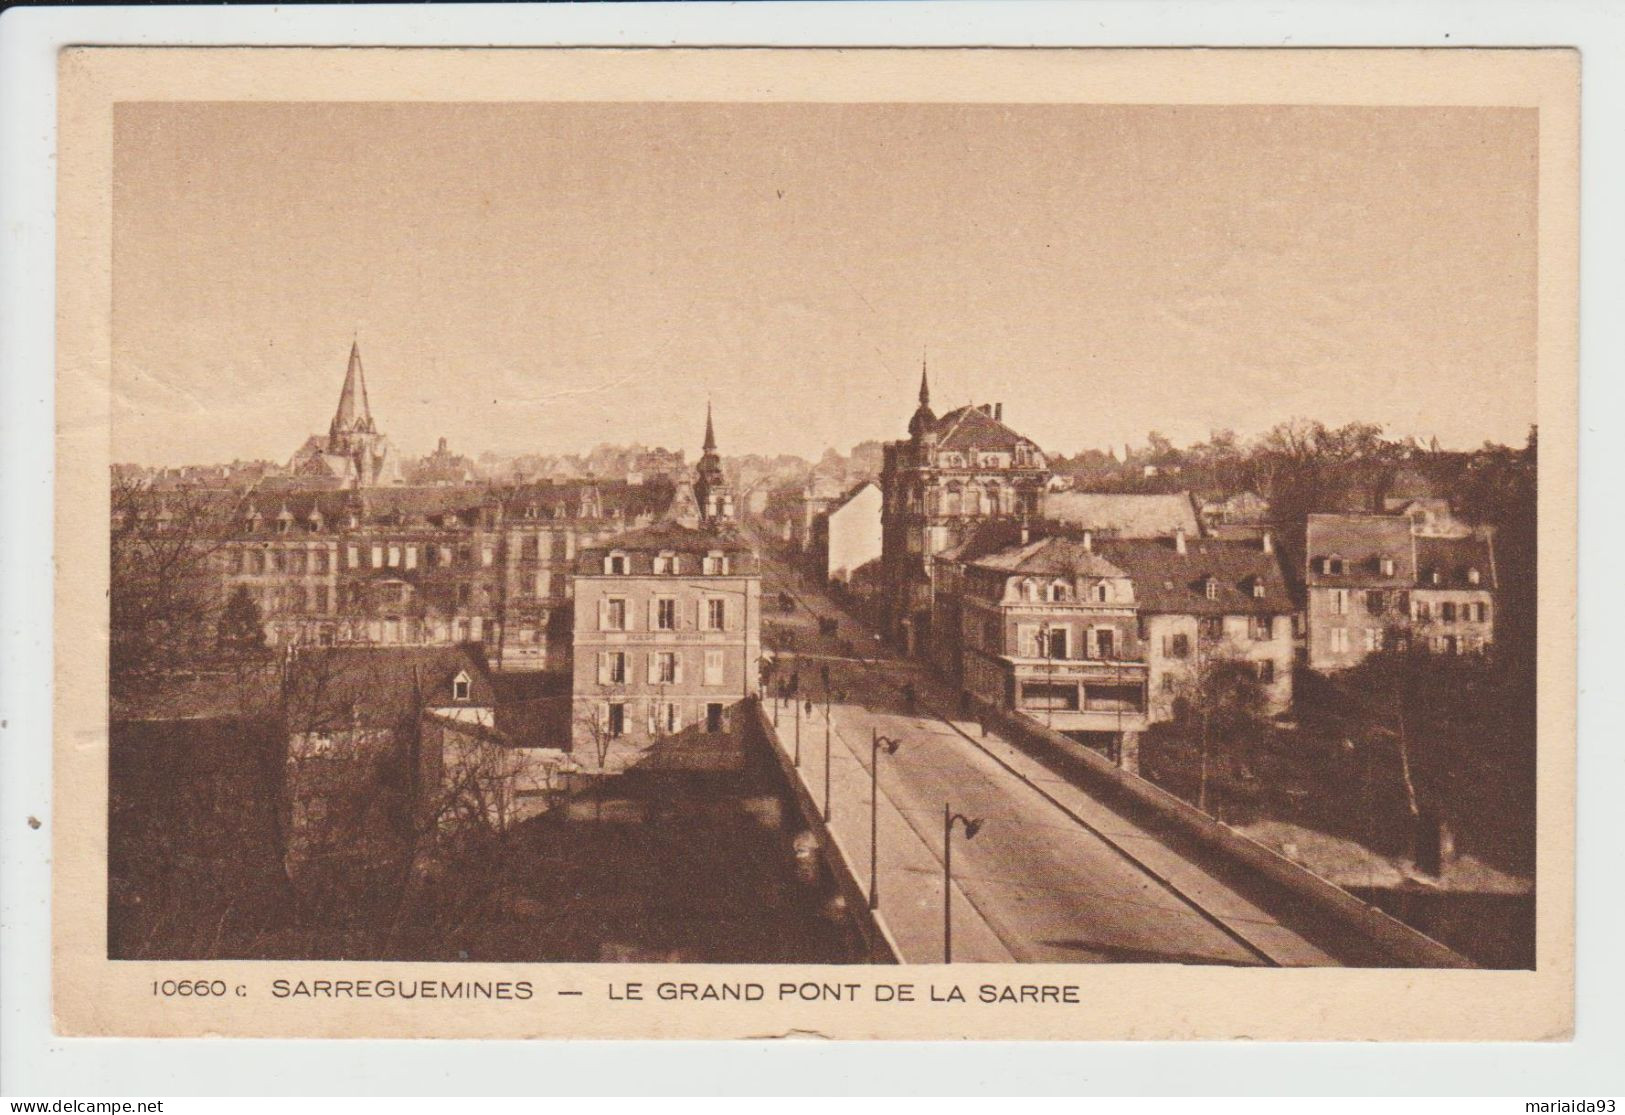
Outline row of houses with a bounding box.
[848,368,1499,760]
[116,348,766,773]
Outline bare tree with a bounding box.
[1168,633,1270,818]
[109,476,245,694]
[573,702,616,823]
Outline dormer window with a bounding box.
[1379,557,1396,577]
[654,552,679,575]
[1251,577,1266,599]
[702,551,729,576]
[605,552,628,576]
[1093,582,1109,603]
[452,670,471,702]
[1428,568,1442,586]
[1322,555,1346,576]
[1204,577,1220,601]
[1467,567,1481,586]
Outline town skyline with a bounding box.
[112,341,1535,473]
[112,101,1537,466]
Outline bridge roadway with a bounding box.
[756,540,1401,967]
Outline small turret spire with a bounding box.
[907,353,937,440]
[703,400,717,455]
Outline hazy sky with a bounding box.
[112,102,1537,465]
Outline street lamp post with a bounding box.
[1038,621,1055,729]
[942,803,985,963]
[869,731,902,909]
[794,692,801,767]
[823,683,833,822]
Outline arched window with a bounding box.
[964,484,983,516]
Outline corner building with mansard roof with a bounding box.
[879,365,1050,655]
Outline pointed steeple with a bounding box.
[908,354,937,440]
[332,341,373,437]
[694,401,732,525]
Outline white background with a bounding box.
[2,0,1622,1097]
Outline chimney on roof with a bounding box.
[1262,530,1274,555]
[1174,527,1187,556]
[994,402,1003,422]
[1082,529,1093,552]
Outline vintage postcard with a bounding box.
[53,46,1577,1040]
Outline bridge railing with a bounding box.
[975,699,1477,969]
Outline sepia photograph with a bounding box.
[46,46,1578,1042]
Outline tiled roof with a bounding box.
[826,480,879,516]
[283,645,497,728]
[1099,537,1294,616]
[111,646,495,726]
[932,405,1034,454]
[937,519,1031,564]
[1045,491,1200,539]
[1415,534,1496,590]
[1304,513,1415,588]
[967,537,1128,579]
[120,479,675,536]
[577,523,758,572]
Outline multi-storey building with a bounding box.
[1099,530,1295,720]
[879,367,1049,654]
[812,480,883,585]
[955,534,1149,749]
[210,480,672,669]
[1304,513,1418,670]
[1411,533,1497,656]
[1304,512,1496,670]
[570,524,760,754]
[567,409,762,758]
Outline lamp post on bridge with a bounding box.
[942,803,984,963]
[822,672,833,823]
[869,730,902,909]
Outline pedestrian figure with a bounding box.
[958,689,971,717]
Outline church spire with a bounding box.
[695,401,732,525]
[332,341,373,436]
[918,356,931,409]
